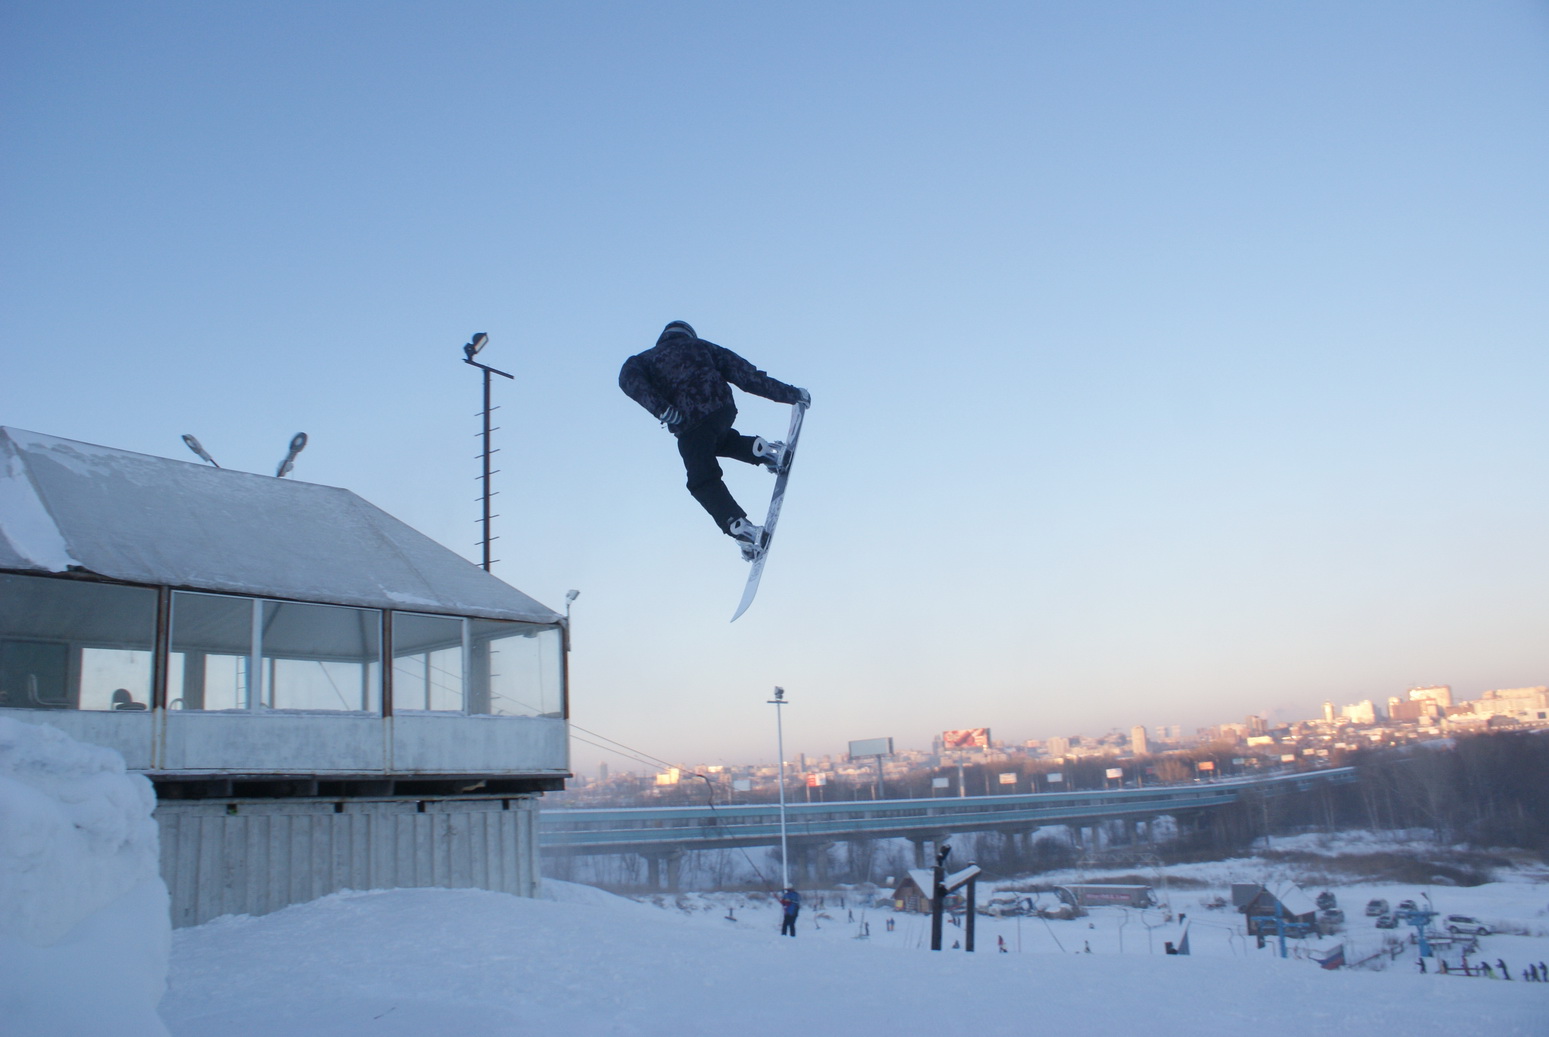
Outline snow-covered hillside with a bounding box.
[4,719,1546,1036]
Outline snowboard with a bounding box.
[731,401,807,621]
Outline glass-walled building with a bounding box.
[0,425,569,793]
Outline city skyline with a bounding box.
[5,3,1545,772]
[570,679,1548,780]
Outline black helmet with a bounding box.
[660,320,696,341]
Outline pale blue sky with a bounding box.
[4,1,1546,774]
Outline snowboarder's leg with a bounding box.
[711,425,760,467]
[678,407,747,534]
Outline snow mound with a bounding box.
[0,718,170,1037]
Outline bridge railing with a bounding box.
[541,767,1355,852]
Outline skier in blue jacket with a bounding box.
[778,888,802,937]
[620,321,809,559]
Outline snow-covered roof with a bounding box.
[901,869,936,900]
[0,427,560,624]
[1234,880,1318,917]
[1268,881,1318,917]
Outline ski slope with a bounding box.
[3,718,1546,1037]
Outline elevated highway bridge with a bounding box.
[541,767,1355,887]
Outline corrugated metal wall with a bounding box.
[156,796,541,927]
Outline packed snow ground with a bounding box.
[4,719,1547,1036]
[0,718,170,1037]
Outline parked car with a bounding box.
[1365,898,1389,917]
[1375,913,1399,929]
[1315,890,1337,911]
[1320,908,1345,925]
[1397,899,1418,913]
[1444,914,1490,936]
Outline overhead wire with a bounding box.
[565,722,782,892]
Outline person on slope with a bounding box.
[619,321,810,560]
[778,888,802,937]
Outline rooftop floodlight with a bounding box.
[276,432,308,478]
[566,589,580,603]
[463,332,489,360]
[181,434,220,468]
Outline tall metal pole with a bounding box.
[479,365,493,571]
[769,686,790,889]
[462,333,514,573]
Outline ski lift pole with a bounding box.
[930,842,950,951]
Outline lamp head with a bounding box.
[464,332,488,359]
[566,589,580,603]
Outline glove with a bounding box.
[795,388,811,408]
[658,405,684,426]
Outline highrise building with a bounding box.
[1130,726,1148,755]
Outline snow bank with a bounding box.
[0,718,170,1037]
[159,883,1549,1037]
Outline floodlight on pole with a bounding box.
[461,332,514,572]
[181,434,220,468]
[563,589,580,648]
[275,432,308,477]
[768,686,790,889]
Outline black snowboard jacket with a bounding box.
[618,329,803,434]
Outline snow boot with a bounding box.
[752,437,788,474]
[727,517,765,561]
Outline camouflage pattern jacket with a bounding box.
[618,329,803,434]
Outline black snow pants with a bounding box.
[677,404,761,534]
[781,909,799,937]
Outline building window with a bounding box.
[169,591,255,710]
[391,612,465,712]
[470,619,563,718]
[0,574,157,710]
[170,592,382,712]
[390,613,563,716]
[259,600,381,712]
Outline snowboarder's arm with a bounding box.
[707,343,806,406]
[618,355,674,422]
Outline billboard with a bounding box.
[998,772,1017,785]
[1105,768,1123,780]
[805,773,827,787]
[848,737,894,758]
[941,728,990,749]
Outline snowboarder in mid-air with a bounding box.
[619,321,810,559]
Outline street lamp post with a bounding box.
[561,590,579,721]
[768,686,790,889]
[462,332,514,572]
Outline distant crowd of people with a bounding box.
[1431,957,1548,981]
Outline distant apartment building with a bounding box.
[1387,696,1442,723]
[1245,714,1268,736]
[1130,725,1148,755]
[1409,685,1453,708]
[1044,736,1071,758]
[1340,700,1379,724]
[1458,687,1549,725]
